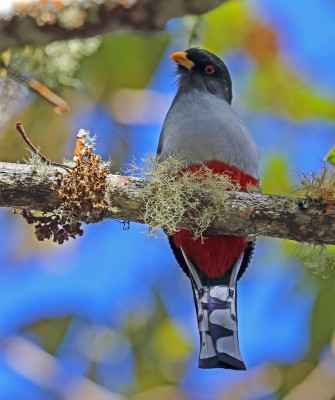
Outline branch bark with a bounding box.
[0,0,226,51]
[0,161,334,245]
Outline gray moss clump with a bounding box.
[130,155,237,238]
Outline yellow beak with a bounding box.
[170,51,195,70]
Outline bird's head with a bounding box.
[171,48,232,104]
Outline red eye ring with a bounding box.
[204,65,215,75]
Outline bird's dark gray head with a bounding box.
[171,48,232,104]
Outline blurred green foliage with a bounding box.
[125,293,192,394]
[27,316,73,354]
[203,1,335,119]
[326,147,335,165]
[261,154,292,195]
[78,34,170,100]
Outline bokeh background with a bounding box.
[1,1,335,399]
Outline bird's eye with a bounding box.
[204,65,215,75]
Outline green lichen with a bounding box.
[296,244,335,277]
[23,149,51,183]
[286,197,300,213]
[129,155,237,238]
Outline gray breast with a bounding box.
[158,90,259,179]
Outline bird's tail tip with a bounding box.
[198,349,246,370]
[196,285,246,371]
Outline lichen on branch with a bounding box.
[296,244,335,277]
[15,130,116,244]
[57,131,115,215]
[1,129,335,246]
[130,155,238,238]
[299,164,335,214]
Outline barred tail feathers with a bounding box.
[181,248,246,370]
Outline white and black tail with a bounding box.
[181,248,246,370]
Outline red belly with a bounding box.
[172,160,258,279]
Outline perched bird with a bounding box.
[157,48,259,370]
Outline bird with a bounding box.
[157,48,259,370]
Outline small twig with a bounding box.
[16,122,49,163]
[15,122,73,171]
[6,66,69,114]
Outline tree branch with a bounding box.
[0,0,226,51]
[0,161,334,245]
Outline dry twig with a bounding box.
[15,122,72,171]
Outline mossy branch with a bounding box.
[0,0,226,51]
[0,160,334,245]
